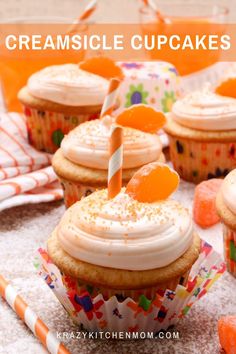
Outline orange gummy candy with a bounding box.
[116,104,166,133]
[125,162,179,203]
[216,78,236,99]
[218,316,236,354]
[193,179,222,228]
[79,57,123,80]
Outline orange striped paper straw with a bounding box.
[79,0,97,21]
[142,0,168,23]
[108,124,123,199]
[100,78,121,118]
[68,0,97,33]
[0,275,70,354]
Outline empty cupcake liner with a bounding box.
[223,224,236,277]
[35,241,225,333]
[23,105,100,153]
[168,136,236,183]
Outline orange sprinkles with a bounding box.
[116,104,166,133]
[125,162,180,203]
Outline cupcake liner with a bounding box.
[35,241,225,333]
[61,271,190,301]
[223,224,236,277]
[59,178,98,208]
[23,105,99,153]
[168,136,236,183]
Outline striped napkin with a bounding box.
[0,112,63,211]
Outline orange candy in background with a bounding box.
[193,179,223,228]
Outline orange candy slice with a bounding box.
[116,104,166,133]
[193,179,222,228]
[218,316,236,353]
[215,78,236,99]
[79,57,123,80]
[125,162,179,203]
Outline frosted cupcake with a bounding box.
[36,163,227,333]
[164,88,236,183]
[47,162,201,302]
[18,64,109,153]
[52,106,166,207]
[216,169,236,277]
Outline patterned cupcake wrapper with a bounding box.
[223,224,236,277]
[61,271,190,301]
[60,177,132,208]
[35,241,225,333]
[168,136,236,183]
[59,178,99,208]
[23,105,100,154]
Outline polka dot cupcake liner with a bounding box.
[168,136,236,183]
[223,225,236,278]
[60,178,97,208]
[23,106,99,154]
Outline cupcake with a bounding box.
[47,162,201,304]
[164,88,236,183]
[216,169,236,277]
[52,106,166,207]
[18,64,109,153]
[37,163,227,333]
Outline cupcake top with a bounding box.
[172,87,236,131]
[27,64,109,106]
[61,117,162,170]
[57,188,193,271]
[221,169,236,215]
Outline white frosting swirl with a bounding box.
[172,89,236,131]
[27,64,109,106]
[57,189,193,270]
[222,169,236,215]
[61,118,162,169]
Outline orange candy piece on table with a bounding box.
[79,57,124,80]
[125,162,179,203]
[215,78,236,99]
[218,316,236,354]
[116,104,166,133]
[193,179,223,228]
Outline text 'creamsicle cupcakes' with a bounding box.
[164,87,236,183]
[18,64,109,153]
[52,105,166,207]
[216,169,236,277]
